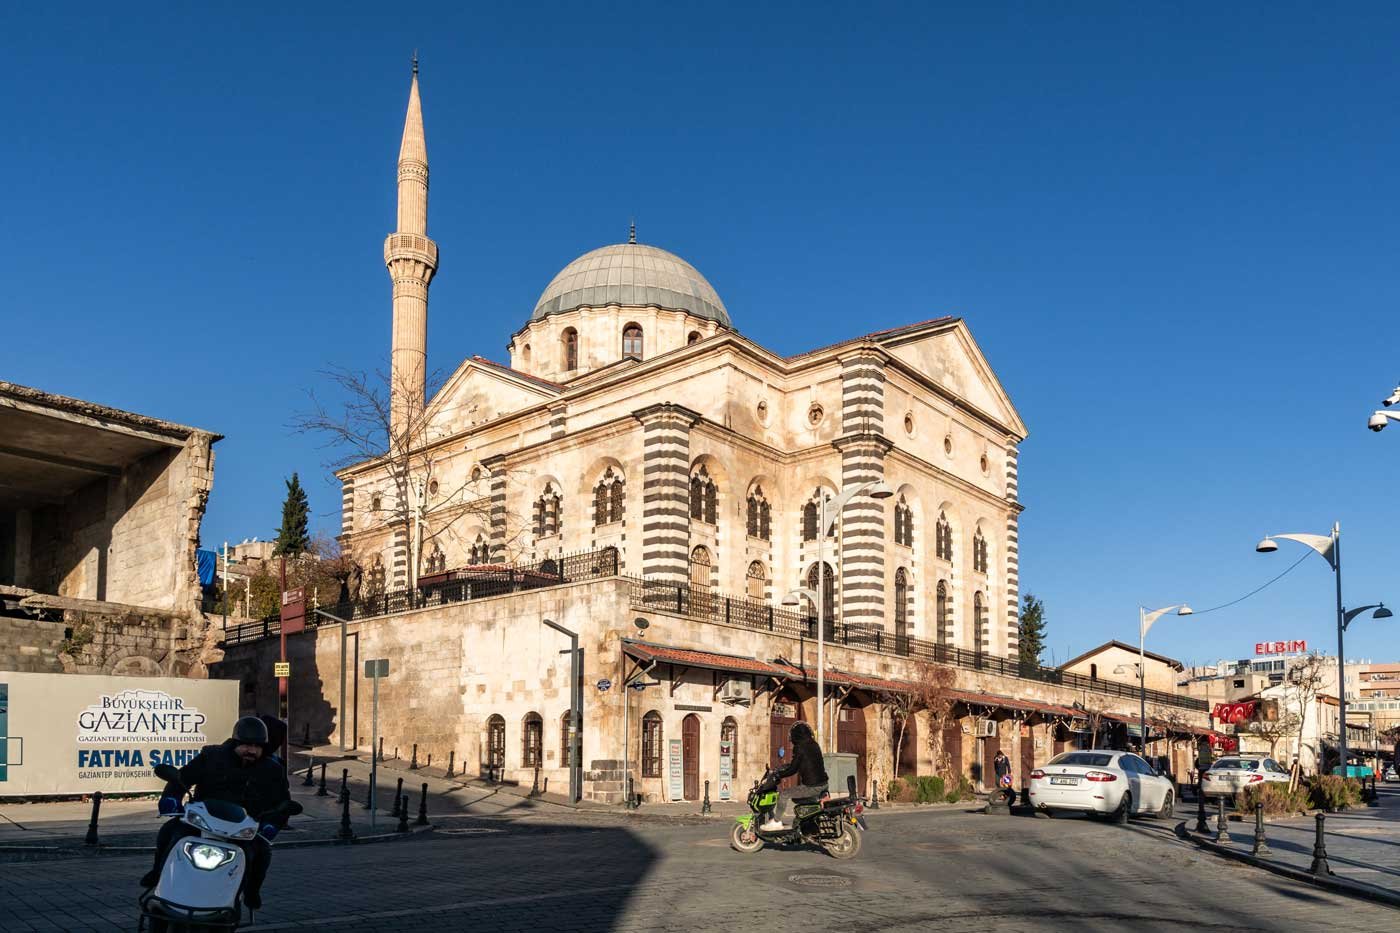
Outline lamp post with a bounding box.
[1139,605,1193,759]
[781,480,891,747]
[1256,524,1389,775]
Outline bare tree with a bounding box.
[1075,696,1117,751]
[293,366,519,586]
[1284,652,1329,779]
[917,664,960,779]
[1247,712,1303,761]
[879,679,927,782]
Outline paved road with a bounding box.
[2,805,1393,932]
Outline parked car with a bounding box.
[1027,750,1175,821]
[1383,765,1398,783]
[1201,756,1290,796]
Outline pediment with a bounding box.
[881,321,1026,438]
[424,357,559,436]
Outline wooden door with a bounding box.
[982,734,1001,791]
[838,705,867,792]
[1019,729,1035,786]
[770,695,799,789]
[682,714,700,801]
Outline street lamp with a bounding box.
[1255,524,1389,775]
[780,480,892,747]
[1368,410,1400,432]
[1139,604,1193,758]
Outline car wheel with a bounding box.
[1114,792,1132,825]
[1033,807,1052,819]
[1157,791,1174,820]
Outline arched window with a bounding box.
[367,556,386,597]
[973,591,986,653]
[894,496,914,547]
[522,712,543,768]
[973,529,989,573]
[560,710,576,766]
[721,716,739,782]
[687,330,702,345]
[746,560,767,600]
[424,541,446,575]
[801,489,829,542]
[468,534,489,565]
[689,466,717,524]
[533,483,562,538]
[936,579,949,646]
[894,568,909,648]
[690,546,715,590]
[641,711,663,777]
[806,562,835,623]
[593,467,625,526]
[746,486,771,540]
[486,714,506,773]
[561,327,578,371]
[622,323,644,360]
[522,343,532,367]
[936,511,953,561]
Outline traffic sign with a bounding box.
[280,587,306,634]
[629,681,647,691]
[364,659,389,678]
[274,661,290,678]
[596,678,612,692]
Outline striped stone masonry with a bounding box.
[391,525,409,588]
[340,478,355,535]
[1004,441,1021,654]
[548,404,568,440]
[634,403,700,585]
[834,434,893,628]
[839,351,886,435]
[484,455,509,562]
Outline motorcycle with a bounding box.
[730,769,865,858]
[138,763,302,932]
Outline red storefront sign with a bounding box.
[1255,640,1306,656]
[1212,702,1256,724]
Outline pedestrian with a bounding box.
[992,749,1013,805]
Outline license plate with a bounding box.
[1050,777,1078,785]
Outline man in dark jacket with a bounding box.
[763,721,828,830]
[993,749,1013,804]
[140,716,291,909]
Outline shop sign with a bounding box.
[718,739,733,801]
[1255,640,1305,656]
[667,738,684,801]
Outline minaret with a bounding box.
[385,55,437,435]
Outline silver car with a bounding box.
[1201,756,1291,796]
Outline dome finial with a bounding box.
[628,219,636,244]
[412,49,419,76]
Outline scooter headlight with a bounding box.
[185,811,211,832]
[182,841,237,871]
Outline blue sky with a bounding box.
[3,3,1395,666]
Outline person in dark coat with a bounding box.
[763,721,828,830]
[993,749,1014,804]
[140,716,291,910]
[260,714,288,767]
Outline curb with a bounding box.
[1174,821,1400,910]
[0,826,431,856]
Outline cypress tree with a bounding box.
[273,473,311,557]
[1017,593,1047,669]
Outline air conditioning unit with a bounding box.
[719,678,753,706]
[975,718,998,737]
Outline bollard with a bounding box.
[303,722,311,746]
[392,778,404,817]
[1214,796,1230,845]
[531,766,540,797]
[340,767,349,801]
[337,783,355,842]
[1195,783,1210,834]
[446,750,455,778]
[84,791,103,846]
[427,753,432,769]
[1252,802,1271,856]
[701,780,712,815]
[869,779,880,810]
[393,745,398,762]
[1309,812,1332,875]
[417,783,429,826]
[397,795,410,833]
[377,737,384,763]
[317,762,328,797]
[543,777,549,795]
[410,744,419,770]
[625,774,636,810]
[302,758,315,787]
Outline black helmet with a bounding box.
[232,716,269,745]
[790,721,813,743]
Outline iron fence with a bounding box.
[220,547,619,646]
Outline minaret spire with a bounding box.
[385,58,438,435]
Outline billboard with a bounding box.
[0,671,238,797]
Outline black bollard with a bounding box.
[625,774,636,810]
[869,779,880,810]
[397,795,410,833]
[337,782,355,842]
[303,722,311,746]
[427,752,432,769]
[303,758,315,787]
[543,777,549,795]
[339,767,348,801]
[1195,782,1210,834]
[1309,812,1332,875]
[1214,796,1230,845]
[393,745,398,761]
[377,737,384,763]
[410,743,419,770]
[417,783,429,826]
[1252,802,1271,856]
[531,766,540,797]
[317,762,328,797]
[701,780,712,814]
[84,791,102,846]
[446,750,455,779]
[392,778,404,817]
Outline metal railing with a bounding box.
[220,547,619,646]
[626,578,1208,713]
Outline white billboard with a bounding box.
[0,671,239,797]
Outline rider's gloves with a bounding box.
[258,823,280,842]
[158,795,184,816]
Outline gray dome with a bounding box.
[531,242,730,327]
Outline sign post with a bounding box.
[667,738,684,802]
[364,659,389,829]
[718,738,733,801]
[278,580,306,778]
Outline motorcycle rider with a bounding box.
[761,721,828,831]
[139,716,291,910]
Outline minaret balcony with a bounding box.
[383,233,439,267]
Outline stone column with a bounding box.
[633,404,700,584]
[340,477,355,537]
[483,455,509,563]
[835,350,890,630]
[1004,440,1022,658]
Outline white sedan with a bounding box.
[1200,756,1291,797]
[1027,750,1176,821]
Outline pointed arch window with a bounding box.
[690,545,715,589]
[522,712,543,768]
[561,327,579,371]
[367,556,386,597]
[641,711,663,777]
[689,466,717,524]
[468,534,490,565]
[894,496,914,547]
[533,483,562,538]
[935,511,953,561]
[801,489,830,542]
[622,323,644,360]
[593,467,625,526]
[973,529,989,573]
[973,591,986,653]
[936,579,949,646]
[806,562,835,623]
[746,486,771,540]
[746,560,767,601]
[894,567,910,653]
[424,541,446,575]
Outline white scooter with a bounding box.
[138,763,301,932]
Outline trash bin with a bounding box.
[824,753,858,797]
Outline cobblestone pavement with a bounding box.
[1237,784,1400,893]
[2,804,1395,932]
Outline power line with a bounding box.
[1191,550,1312,616]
